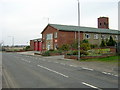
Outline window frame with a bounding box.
[54,32,58,38]
[85,34,90,39]
[94,34,99,39]
[46,33,53,40]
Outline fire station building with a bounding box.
[41,17,120,51]
[30,38,42,51]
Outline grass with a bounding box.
[81,55,119,62]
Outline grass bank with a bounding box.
[81,55,119,62]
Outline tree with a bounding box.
[106,36,116,46]
[100,39,106,47]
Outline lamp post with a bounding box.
[77,0,80,60]
[8,36,14,47]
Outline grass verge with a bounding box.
[81,55,119,62]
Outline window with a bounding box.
[104,22,106,25]
[94,34,98,39]
[101,35,106,39]
[85,34,90,39]
[115,35,118,40]
[54,32,58,38]
[54,44,58,50]
[46,34,53,40]
[100,23,102,26]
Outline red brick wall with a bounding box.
[30,40,34,50]
[58,31,83,47]
[64,54,115,60]
[42,25,84,51]
[42,25,58,51]
[98,17,109,29]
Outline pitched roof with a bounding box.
[49,24,120,34]
[31,38,42,41]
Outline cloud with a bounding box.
[0,0,119,45]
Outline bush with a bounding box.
[106,36,116,46]
[100,39,106,47]
[80,43,91,51]
[70,41,78,49]
[42,51,50,56]
[81,39,89,43]
[80,50,89,56]
[90,44,98,48]
[59,44,70,51]
[24,46,30,51]
[49,49,54,51]
[72,50,78,55]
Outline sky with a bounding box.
[0,0,119,46]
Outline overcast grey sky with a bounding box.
[0,0,119,46]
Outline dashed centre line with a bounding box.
[15,55,118,77]
[82,67,93,71]
[82,82,102,90]
[37,64,69,78]
[102,72,118,77]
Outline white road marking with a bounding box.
[69,65,77,67]
[60,63,66,65]
[82,67,93,71]
[47,61,51,62]
[114,75,118,77]
[82,82,102,90]
[54,61,58,63]
[37,65,69,78]
[102,72,118,77]
[21,59,31,63]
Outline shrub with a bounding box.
[42,51,50,56]
[80,43,91,51]
[72,50,78,55]
[70,41,78,49]
[81,39,89,43]
[100,39,106,47]
[24,46,30,51]
[106,36,116,46]
[80,50,89,56]
[49,49,54,51]
[90,44,98,48]
[59,44,70,51]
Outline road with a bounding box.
[2,52,118,89]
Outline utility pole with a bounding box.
[77,0,80,60]
[8,36,14,47]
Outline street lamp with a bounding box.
[77,0,80,60]
[8,36,14,47]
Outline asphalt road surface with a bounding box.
[2,52,118,89]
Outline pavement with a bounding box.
[16,51,40,55]
[2,52,118,88]
[17,51,118,75]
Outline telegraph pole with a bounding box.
[8,36,14,47]
[77,0,80,60]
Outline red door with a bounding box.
[38,42,42,51]
[34,42,38,51]
[37,42,39,51]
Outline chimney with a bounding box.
[98,17,109,29]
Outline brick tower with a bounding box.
[98,17,109,29]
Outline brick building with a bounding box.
[41,17,120,51]
[30,38,42,51]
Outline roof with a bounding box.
[48,24,120,34]
[30,38,42,41]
